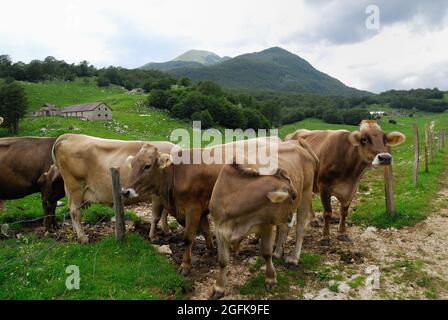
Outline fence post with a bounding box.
[442,129,445,149]
[412,123,419,187]
[430,121,436,161]
[424,124,429,173]
[110,167,125,242]
[384,146,396,216]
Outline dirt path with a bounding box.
[128,177,448,300]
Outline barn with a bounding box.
[61,102,113,121]
[31,103,61,117]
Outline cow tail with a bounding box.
[51,137,62,168]
[298,138,319,167]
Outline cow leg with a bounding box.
[337,203,351,242]
[260,224,277,292]
[320,187,333,246]
[286,187,312,265]
[149,196,164,241]
[210,229,229,300]
[42,200,58,231]
[200,214,214,250]
[273,224,289,259]
[68,195,88,244]
[0,200,5,212]
[161,209,169,234]
[180,207,201,275]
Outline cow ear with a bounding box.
[158,153,173,169]
[387,132,406,146]
[125,156,134,169]
[267,191,289,203]
[349,131,361,146]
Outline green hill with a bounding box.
[0,80,191,143]
[173,47,369,96]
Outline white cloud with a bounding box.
[0,0,447,92]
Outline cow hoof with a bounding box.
[310,219,321,228]
[179,266,191,276]
[320,239,331,247]
[79,235,89,244]
[285,256,299,266]
[209,289,224,300]
[272,251,283,260]
[265,281,277,292]
[336,234,352,242]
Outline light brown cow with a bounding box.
[122,137,280,275]
[52,134,175,243]
[208,140,317,299]
[285,120,405,246]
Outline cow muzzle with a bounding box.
[121,188,139,198]
[372,153,392,166]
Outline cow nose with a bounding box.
[378,153,392,165]
[121,188,131,198]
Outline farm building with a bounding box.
[61,102,113,121]
[31,103,61,117]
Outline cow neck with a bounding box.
[347,144,370,180]
[157,165,176,213]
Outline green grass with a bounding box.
[0,234,186,299]
[23,79,125,111]
[280,113,448,228]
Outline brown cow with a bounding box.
[52,134,175,243]
[208,140,317,299]
[122,137,280,275]
[285,120,405,246]
[0,137,65,230]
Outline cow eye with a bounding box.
[144,164,151,170]
[361,137,368,144]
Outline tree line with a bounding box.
[1,54,447,131]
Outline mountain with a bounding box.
[172,47,369,96]
[172,50,222,66]
[140,49,226,71]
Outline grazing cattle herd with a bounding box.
[0,120,405,299]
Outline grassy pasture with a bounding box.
[1,80,448,299]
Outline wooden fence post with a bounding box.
[424,124,429,173]
[412,124,419,187]
[384,146,396,216]
[110,167,125,242]
[442,129,445,149]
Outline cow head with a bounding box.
[121,143,173,199]
[40,165,65,206]
[348,120,405,166]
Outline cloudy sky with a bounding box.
[1,0,447,92]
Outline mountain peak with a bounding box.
[172,50,222,66]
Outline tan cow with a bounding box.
[52,134,175,243]
[208,140,317,299]
[122,137,280,275]
[285,120,405,246]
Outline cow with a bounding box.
[52,134,175,244]
[284,120,405,247]
[0,137,65,230]
[208,140,318,299]
[122,137,280,275]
